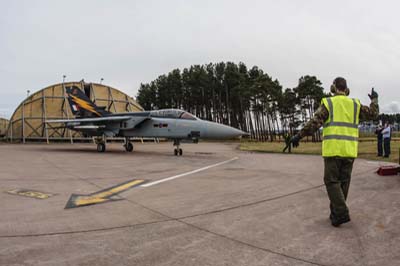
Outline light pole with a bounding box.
[100,78,104,84]
[63,75,66,83]
[27,90,30,97]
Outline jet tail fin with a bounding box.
[66,86,111,117]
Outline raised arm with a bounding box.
[360,88,379,121]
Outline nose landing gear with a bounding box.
[173,139,183,156]
[174,148,183,156]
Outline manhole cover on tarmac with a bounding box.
[6,189,55,199]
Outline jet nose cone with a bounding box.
[230,128,249,138]
[241,131,250,137]
[204,121,248,139]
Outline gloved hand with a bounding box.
[368,88,378,100]
[290,135,301,148]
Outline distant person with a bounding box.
[382,123,391,157]
[282,133,292,153]
[375,125,383,156]
[290,78,379,227]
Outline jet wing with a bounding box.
[46,116,131,124]
[46,116,133,137]
[46,116,152,130]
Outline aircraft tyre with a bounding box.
[174,148,183,156]
[97,143,106,152]
[125,142,133,152]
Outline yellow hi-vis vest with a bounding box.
[321,95,361,158]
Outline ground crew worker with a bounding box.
[283,133,292,153]
[375,124,383,156]
[382,122,391,157]
[290,77,379,227]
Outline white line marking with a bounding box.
[141,157,239,188]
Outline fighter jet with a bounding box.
[46,86,247,155]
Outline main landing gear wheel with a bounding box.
[97,143,106,152]
[125,142,133,152]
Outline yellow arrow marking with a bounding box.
[66,179,145,209]
[75,197,109,206]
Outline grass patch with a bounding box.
[240,139,400,163]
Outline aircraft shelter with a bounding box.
[6,81,143,142]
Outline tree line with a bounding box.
[378,113,400,125]
[136,62,335,141]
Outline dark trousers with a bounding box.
[377,138,383,156]
[324,157,355,218]
[383,138,391,157]
[283,144,291,153]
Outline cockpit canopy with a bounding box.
[150,109,197,120]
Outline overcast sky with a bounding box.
[1,0,399,118]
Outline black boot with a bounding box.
[330,214,351,227]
